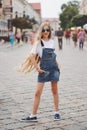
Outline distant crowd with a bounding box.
[0,26,87,50]
[55,27,87,50]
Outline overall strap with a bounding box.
[41,40,44,47]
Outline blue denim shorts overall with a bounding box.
[38,42,60,82]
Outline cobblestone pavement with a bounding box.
[0,38,87,130]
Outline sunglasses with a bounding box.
[42,29,50,32]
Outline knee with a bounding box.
[52,88,57,95]
[34,90,41,98]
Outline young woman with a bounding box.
[20,22,60,121]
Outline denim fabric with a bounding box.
[38,48,60,82]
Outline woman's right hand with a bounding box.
[37,68,45,74]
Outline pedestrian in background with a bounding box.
[64,29,71,44]
[16,32,21,44]
[78,28,85,49]
[29,31,36,45]
[20,22,61,122]
[9,31,15,47]
[56,27,64,50]
[72,29,78,48]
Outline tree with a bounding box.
[59,0,79,30]
[12,17,32,32]
[61,4,67,11]
[71,15,87,27]
[12,16,38,33]
[29,18,37,25]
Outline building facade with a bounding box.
[79,0,87,15]
[0,0,41,41]
[42,18,60,31]
[0,0,12,40]
[29,3,41,24]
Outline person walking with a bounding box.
[72,29,78,48]
[9,31,15,47]
[16,32,21,44]
[57,27,64,50]
[20,22,61,121]
[29,31,36,45]
[64,29,71,44]
[78,28,85,49]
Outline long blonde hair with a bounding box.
[19,22,52,73]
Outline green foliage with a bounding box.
[61,4,67,11]
[59,0,79,30]
[12,17,37,30]
[29,18,37,25]
[72,15,87,27]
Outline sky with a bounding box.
[27,0,81,18]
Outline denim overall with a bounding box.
[38,41,60,82]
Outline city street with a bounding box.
[0,38,87,130]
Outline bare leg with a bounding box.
[51,82,59,111]
[32,82,44,115]
[74,41,77,48]
[21,82,44,121]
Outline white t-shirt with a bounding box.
[30,39,55,58]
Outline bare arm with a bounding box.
[31,54,45,74]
